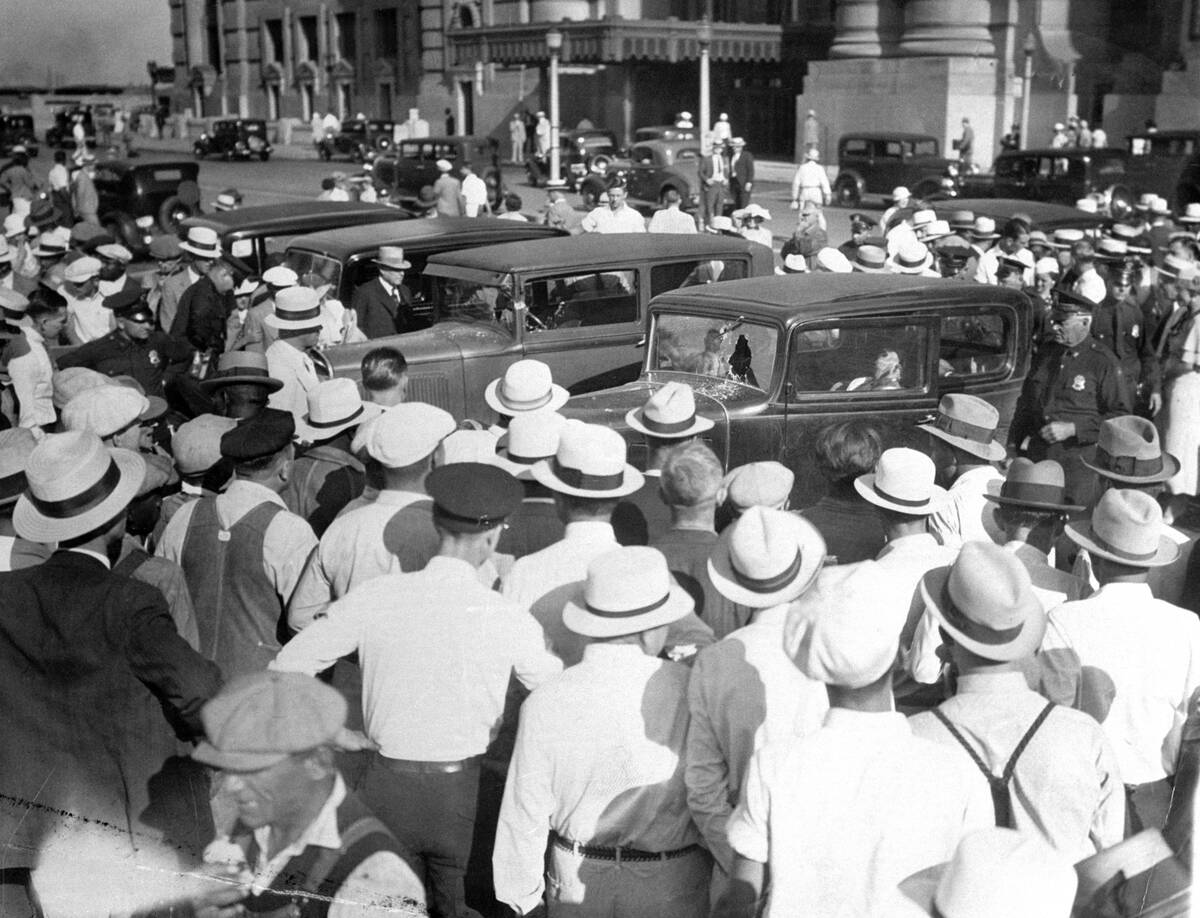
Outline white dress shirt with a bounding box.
[647,207,699,235]
[273,555,562,761]
[7,326,55,429]
[874,533,959,651]
[65,290,114,343]
[727,709,992,918]
[928,465,1004,551]
[580,205,646,234]
[790,160,830,203]
[266,338,319,425]
[461,173,489,216]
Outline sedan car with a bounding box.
[1124,130,1200,211]
[193,119,273,161]
[93,160,202,255]
[989,148,1132,215]
[885,198,1106,235]
[317,119,395,163]
[525,129,618,190]
[0,115,38,157]
[45,106,96,150]
[834,132,959,207]
[372,135,502,210]
[588,139,702,210]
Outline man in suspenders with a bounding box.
[910,542,1125,861]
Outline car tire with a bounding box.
[158,195,195,234]
[1107,185,1134,220]
[834,175,861,207]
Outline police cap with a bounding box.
[103,285,146,314]
[220,408,295,462]
[426,462,522,532]
[1050,289,1094,316]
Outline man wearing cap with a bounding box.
[143,234,190,333]
[94,241,139,299]
[715,562,992,918]
[352,246,418,339]
[274,462,561,918]
[495,545,710,918]
[62,254,114,344]
[1038,489,1200,835]
[493,409,568,560]
[153,413,238,546]
[790,147,830,212]
[0,428,52,571]
[3,288,65,433]
[158,408,318,679]
[909,542,1124,861]
[686,508,829,889]
[201,350,283,421]
[0,431,221,909]
[265,286,324,425]
[1093,259,1150,406]
[921,394,1006,550]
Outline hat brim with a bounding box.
[296,402,384,444]
[562,582,693,638]
[177,242,221,259]
[13,448,145,543]
[707,513,826,607]
[141,396,168,423]
[263,313,323,332]
[1064,522,1180,568]
[920,565,1046,662]
[918,423,1007,462]
[483,379,570,417]
[374,258,412,270]
[192,740,291,772]
[887,256,935,275]
[200,372,284,393]
[625,406,714,439]
[984,492,1085,514]
[851,262,888,274]
[853,473,948,516]
[530,458,644,498]
[1080,446,1181,484]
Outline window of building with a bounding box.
[335,13,356,61]
[205,0,222,71]
[298,15,319,61]
[263,19,284,64]
[376,8,398,58]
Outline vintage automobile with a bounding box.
[311,232,773,418]
[180,201,405,276]
[316,119,396,163]
[1123,130,1200,211]
[193,119,273,161]
[593,139,703,210]
[634,124,699,144]
[45,106,96,150]
[525,129,618,190]
[562,274,1032,510]
[885,198,1106,235]
[988,147,1133,215]
[0,115,38,157]
[93,160,202,255]
[371,135,503,210]
[834,132,959,207]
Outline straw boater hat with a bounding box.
[562,546,693,639]
[264,285,323,332]
[851,244,888,273]
[179,226,222,259]
[814,247,853,273]
[1178,203,1200,224]
[374,245,411,271]
[494,409,566,479]
[984,458,1084,514]
[626,381,713,439]
[484,359,569,416]
[201,350,284,393]
[782,252,808,273]
[708,506,826,607]
[0,428,38,507]
[919,219,953,243]
[0,289,28,335]
[13,431,145,543]
[1081,415,1180,484]
[296,378,383,443]
[1095,237,1127,261]
[920,542,1046,662]
[531,420,644,499]
[1050,227,1084,249]
[886,239,934,275]
[968,216,999,241]
[855,447,947,516]
[1064,488,1180,568]
[918,393,1007,462]
[262,265,298,288]
[213,192,239,212]
[948,210,975,233]
[33,227,71,258]
[438,430,501,466]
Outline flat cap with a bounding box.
[63,256,101,283]
[362,402,456,468]
[95,242,133,264]
[426,462,522,532]
[220,407,295,462]
[172,414,239,475]
[61,386,151,438]
[102,285,145,314]
[723,461,795,512]
[192,670,347,772]
[148,234,182,260]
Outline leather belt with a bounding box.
[376,753,482,775]
[551,831,700,863]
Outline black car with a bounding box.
[834,132,959,207]
[317,119,395,163]
[989,147,1132,216]
[0,115,38,157]
[45,106,96,151]
[525,129,618,190]
[93,160,202,255]
[372,135,503,210]
[1124,130,1200,211]
[193,119,273,161]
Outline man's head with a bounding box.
[1049,292,1093,347]
[607,183,628,212]
[426,461,523,567]
[661,187,682,209]
[63,256,100,299]
[812,419,883,487]
[987,458,1082,547]
[148,234,183,277]
[25,288,67,340]
[220,408,296,492]
[532,421,644,522]
[374,245,410,289]
[997,219,1030,255]
[95,243,132,282]
[361,346,409,406]
[658,441,722,523]
[1071,240,1096,269]
[855,447,947,534]
[1064,488,1178,584]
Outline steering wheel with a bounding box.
[308,348,335,380]
[524,309,547,332]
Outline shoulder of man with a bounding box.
[3,333,31,362]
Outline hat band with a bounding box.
[2,307,24,320]
[27,459,121,520]
[873,481,930,508]
[0,469,27,503]
[585,591,670,620]
[308,405,363,429]
[185,241,220,255]
[640,411,698,435]
[941,592,1026,647]
[1094,446,1162,478]
[1090,530,1158,563]
[218,365,273,380]
[553,458,624,492]
[935,412,996,446]
[433,505,505,531]
[733,549,803,594]
[499,387,553,411]
[277,304,322,322]
[505,451,543,465]
[37,244,66,255]
[1000,481,1067,504]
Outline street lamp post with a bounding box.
[1020,32,1035,150]
[698,18,712,148]
[546,28,564,188]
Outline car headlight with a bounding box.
[135,216,154,228]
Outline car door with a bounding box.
[873,140,906,195]
[624,145,658,201]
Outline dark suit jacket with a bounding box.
[730,150,755,189]
[351,277,416,340]
[0,551,221,864]
[698,153,728,187]
[172,275,234,354]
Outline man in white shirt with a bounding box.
[974,219,1035,287]
[61,256,114,344]
[580,183,646,234]
[647,188,698,234]
[264,286,323,425]
[789,147,830,212]
[1071,240,1108,305]
[3,290,66,434]
[460,162,490,217]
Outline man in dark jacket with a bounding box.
[351,246,419,339]
[171,256,241,371]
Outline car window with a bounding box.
[522,269,638,331]
[398,142,423,159]
[938,310,1012,379]
[786,319,930,398]
[1094,154,1125,178]
[884,141,903,158]
[431,142,458,159]
[93,166,123,185]
[429,275,515,330]
[632,146,654,165]
[842,139,868,157]
[149,167,186,183]
[651,313,776,391]
[675,148,700,163]
[651,259,749,296]
[284,250,342,296]
[913,139,938,157]
[1054,158,1084,180]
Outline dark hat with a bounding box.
[26,198,63,231]
[849,212,876,231]
[79,232,116,254]
[1050,289,1094,315]
[985,458,1085,513]
[148,234,182,260]
[201,350,284,393]
[220,408,295,462]
[114,299,155,325]
[102,285,145,314]
[426,462,522,532]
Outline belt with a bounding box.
[551,831,700,863]
[376,753,482,775]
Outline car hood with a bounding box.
[325,319,511,374]
[563,371,769,428]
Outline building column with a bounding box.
[829,0,902,59]
[183,0,205,69]
[898,0,995,56]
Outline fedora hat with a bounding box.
[532,421,644,498]
[919,219,953,242]
[855,447,947,516]
[886,239,934,275]
[985,458,1084,513]
[179,225,222,259]
[1065,488,1179,568]
[891,186,911,202]
[1026,229,1051,250]
[948,210,975,232]
[437,429,501,466]
[851,244,887,273]
[201,350,284,392]
[968,216,999,240]
[1082,415,1180,483]
[1178,203,1200,224]
[0,428,38,506]
[264,285,323,331]
[708,506,826,607]
[918,393,1006,462]
[494,409,566,479]
[921,542,1046,662]
[1049,227,1084,249]
[416,185,438,209]
[1136,192,1157,211]
[1034,256,1060,277]
[562,546,693,639]
[626,382,713,439]
[52,367,111,410]
[1095,237,1127,260]
[911,208,936,229]
[484,359,569,416]
[35,227,71,257]
[1157,252,1192,279]
[814,247,852,273]
[1073,829,1174,909]
[25,197,62,231]
[212,193,238,211]
[13,431,145,543]
[374,245,411,270]
[363,402,457,469]
[296,378,383,443]
[782,252,808,273]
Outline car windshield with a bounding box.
[649,312,777,391]
[284,250,342,293]
[427,275,516,330]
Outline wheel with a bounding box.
[1107,185,1134,220]
[157,195,195,234]
[590,154,612,172]
[834,175,861,207]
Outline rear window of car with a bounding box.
[650,259,749,297]
[150,168,185,183]
[786,318,931,398]
[842,139,869,157]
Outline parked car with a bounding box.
[193,119,273,161]
[0,115,38,157]
[93,160,202,255]
[525,129,618,190]
[180,201,405,276]
[593,139,703,210]
[316,119,396,163]
[885,198,1106,235]
[563,274,1032,509]
[309,232,773,419]
[834,133,959,207]
[371,135,502,210]
[1123,130,1200,211]
[634,125,699,144]
[45,106,96,150]
[989,147,1133,216]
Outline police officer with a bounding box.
[1093,258,1153,408]
[1010,290,1132,506]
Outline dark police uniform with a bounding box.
[1092,293,1152,405]
[57,326,192,398]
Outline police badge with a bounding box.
[148,350,160,366]
[1072,374,1086,391]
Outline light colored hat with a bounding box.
[804,147,820,161]
[1151,197,1172,216]
[0,288,28,319]
[0,428,38,506]
[782,252,808,273]
[213,193,239,211]
[435,158,453,172]
[1076,197,1099,214]
[51,367,110,409]
[887,238,934,275]
[3,214,26,237]
[438,429,500,465]
[1034,256,1060,276]
[61,386,153,438]
[192,670,347,772]
[1082,415,1180,484]
[985,458,1084,514]
[262,265,298,288]
[1026,229,1051,249]
[920,219,953,242]
[264,285,323,331]
[562,546,693,639]
[814,247,853,273]
[708,506,826,607]
[784,560,899,688]
[200,351,284,392]
[1158,252,1192,279]
[739,203,771,221]
[296,378,383,443]
[721,461,794,512]
[900,827,1076,918]
[1178,203,1200,224]
[234,277,258,296]
[625,382,713,439]
[1065,488,1180,568]
[172,414,239,476]
[1054,122,1066,131]
[891,186,911,201]
[1050,227,1085,248]
[918,393,1006,461]
[484,359,569,416]
[494,409,566,479]
[921,542,1046,662]
[911,208,936,229]
[969,216,999,240]
[364,402,456,468]
[95,243,133,264]
[855,447,947,515]
[1074,829,1175,908]
[709,215,736,232]
[13,431,145,543]
[63,256,101,283]
[531,420,644,498]
[374,245,411,270]
[851,244,888,273]
[179,225,222,259]
[33,227,71,258]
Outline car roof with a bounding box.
[96,159,198,176]
[840,132,938,143]
[287,217,564,258]
[397,135,490,144]
[931,198,1105,230]
[630,138,698,152]
[183,201,400,234]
